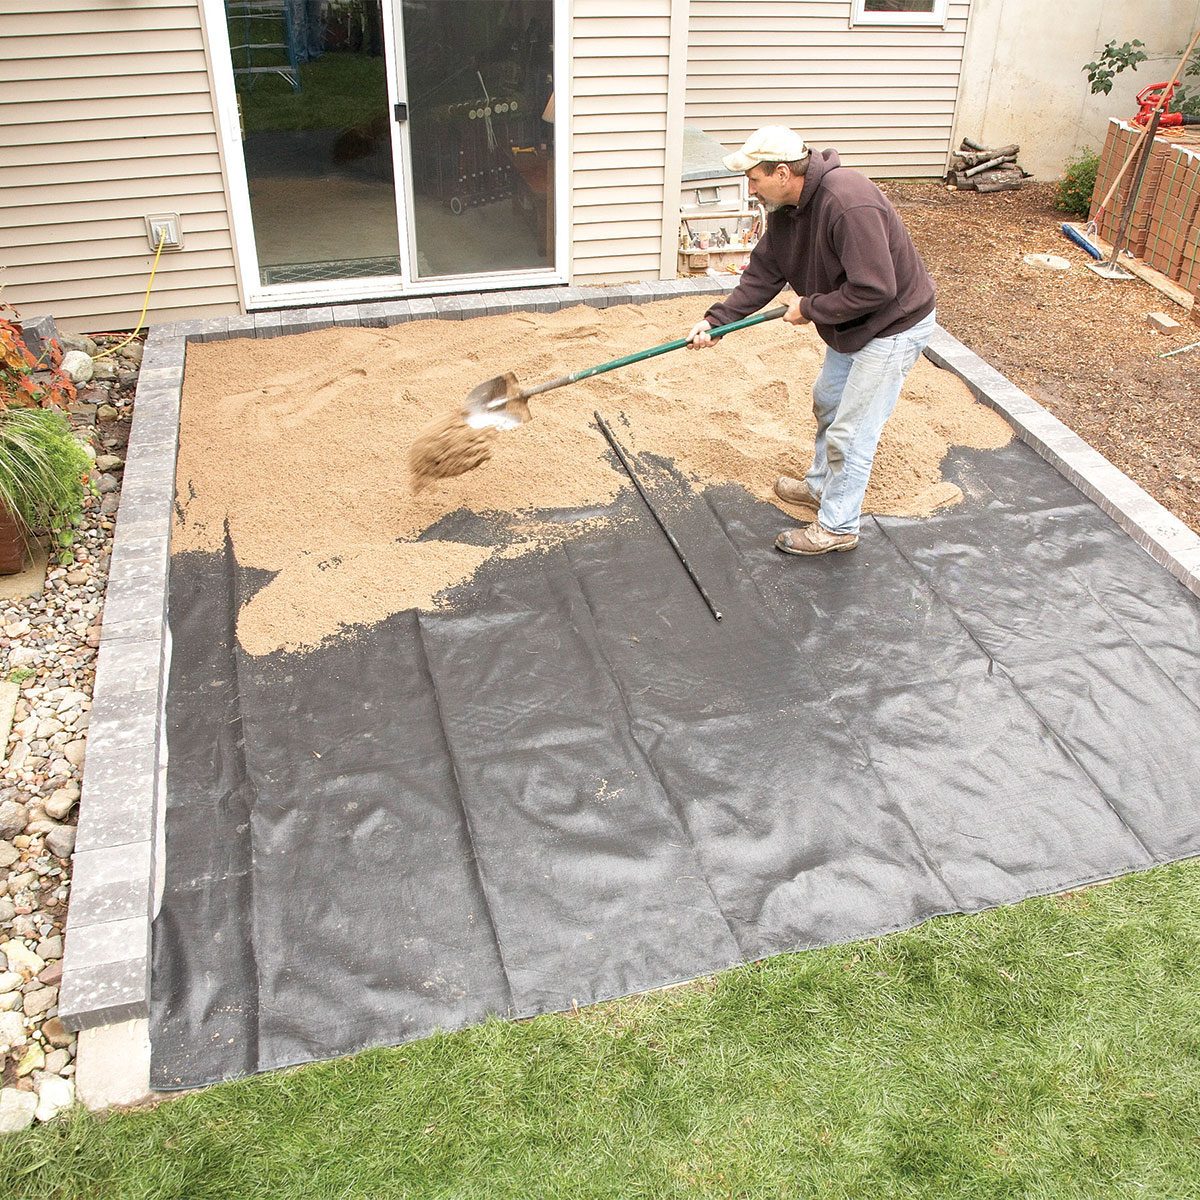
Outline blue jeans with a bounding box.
[805,309,938,535]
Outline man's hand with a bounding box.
[686,319,714,349]
[783,298,810,326]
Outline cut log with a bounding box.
[976,169,1028,193]
[965,154,1019,177]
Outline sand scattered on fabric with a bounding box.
[175,297,1010,655]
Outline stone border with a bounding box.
[59,290,1200,1041]
[925,326,1200,600]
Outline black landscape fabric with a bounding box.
[151,437,1200,1088]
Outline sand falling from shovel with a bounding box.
[174,298,1012,656]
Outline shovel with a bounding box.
[410,304,789,488]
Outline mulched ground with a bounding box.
[881,181,1200,533]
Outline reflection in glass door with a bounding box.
[225,0,402,286]
[400,1,555,279]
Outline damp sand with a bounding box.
[175,297,1011,655]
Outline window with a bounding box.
[850,0,948,25]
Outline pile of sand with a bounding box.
[174,297,1011,655]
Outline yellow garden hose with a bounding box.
[93,229,167,360]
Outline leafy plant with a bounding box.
[1056,150,1100,218]
[0,301,76,411]
[0,407,92,553]
[1174,45,1200,116]
[1084,39,1147,95]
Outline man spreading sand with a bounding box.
[688,127,938,557]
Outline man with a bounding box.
[687,126,937,556]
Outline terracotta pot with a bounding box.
[0,499,27,575]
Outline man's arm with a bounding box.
[798,203,898,326]
[701,230,788,330]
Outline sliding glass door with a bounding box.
[399,0,555,280]
[212,0,560,296]
[225,0,403,286]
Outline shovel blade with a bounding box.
[462,371,530,430]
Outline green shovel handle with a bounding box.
[521,303,791,399]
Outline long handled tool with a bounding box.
[409,304,789,488]
[594,411,722,622]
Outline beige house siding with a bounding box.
[685,0,972,178]
[570,0,674,284]
[0,0,240,331]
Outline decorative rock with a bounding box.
[45,826,76,859]
[45,789,77,821]
[64,571,88,587]
[96,404,120,423]
[95,473,119,495]
[23,986,56,1017]
[40,1017,72,1049]
[0,842,18,869]
[94,454,124,473]
[16,1043,44,1076]
[37,961,62,988]
[63,740,87,767]
[35,1075,74,1122]
[0,899,14,924]
[0,972,20,995]
[0,1088,37,1133]
[0,802,25,840]
[100,494,120,516]
[91,359,118,383]
[35,936,62,962]
[0,941,44,979]
[0,1011,26,1049]
[44,1049,69,1075]
[59,333,96,357]
[117,341,144,365]
[0,994,19,1013]
[117,369,138,389]
[60,351,94,385]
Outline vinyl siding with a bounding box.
[685,0,971,178]
[570,1,674,283]
[0,0,240,331]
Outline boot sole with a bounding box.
[774,535,858,556]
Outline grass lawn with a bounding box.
[6,862,1200,1199]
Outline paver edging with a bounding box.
[924,326,1200,601]
[66,286,1197,1057]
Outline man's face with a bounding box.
[746,164,792,212]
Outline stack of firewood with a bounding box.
[946,138,1030,193]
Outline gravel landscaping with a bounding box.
[0,337,137,1131]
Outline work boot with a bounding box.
[774,524,859,556]
[774,475,821,508]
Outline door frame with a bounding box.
[201,0,570,310]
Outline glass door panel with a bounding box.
[226,0,402,286]
[400,0,555,279]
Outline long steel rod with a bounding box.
[594,411,723,622]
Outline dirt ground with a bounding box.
[881,180,1200,533]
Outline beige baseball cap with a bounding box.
[722,126,810,173]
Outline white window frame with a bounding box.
[850,0,949,27]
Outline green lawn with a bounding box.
[6,863,1200,1199]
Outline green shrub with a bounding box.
[1056,150,1100,218]
[0,407,92,551]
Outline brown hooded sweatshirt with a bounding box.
[704,149,936,354]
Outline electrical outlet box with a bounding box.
[145,214,183,251]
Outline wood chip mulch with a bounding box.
[881,181,1200,534]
